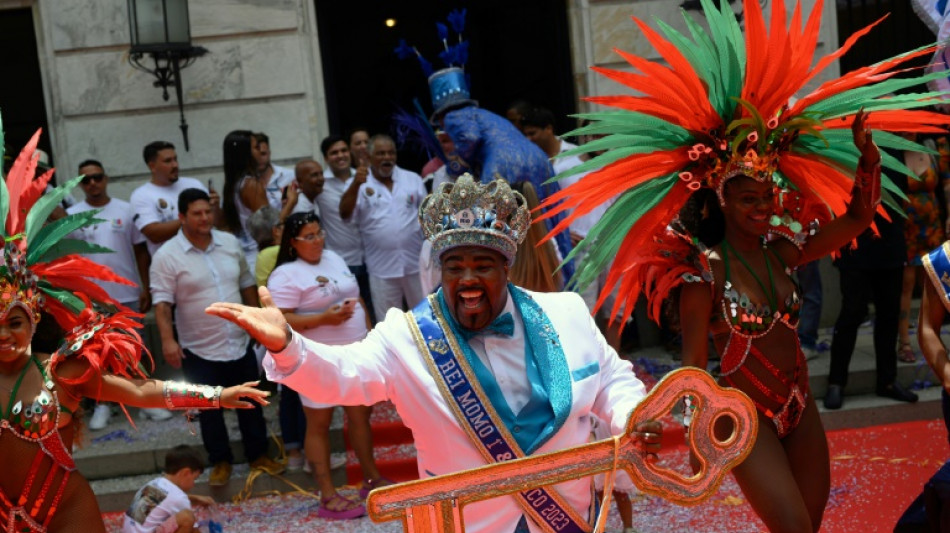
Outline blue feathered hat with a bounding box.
[395,9,477,122]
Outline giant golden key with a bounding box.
[367,367,757,532]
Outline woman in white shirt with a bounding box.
[266,212,390,519]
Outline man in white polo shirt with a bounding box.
[130,141,217,256]
[150,188,283,486]
[68,158,172,428]
[318,134,376,322]
[339,134,426,321]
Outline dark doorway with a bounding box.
[315,1,575,172]
[0,8,51,175]
[836,0,934,75]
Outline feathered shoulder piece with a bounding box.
[540,0,950,323]
[0,120,150,386]
[596,224,713,326]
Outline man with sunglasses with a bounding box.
[68,159,172,428]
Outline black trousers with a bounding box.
[348,263,376,324]
[828,267,901,388]
[181,342,268,464]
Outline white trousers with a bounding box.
[369,273,424,320]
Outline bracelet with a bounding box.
[162,381,223,410]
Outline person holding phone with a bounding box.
[265,211,389,519]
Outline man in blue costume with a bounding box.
[393,12,574,276]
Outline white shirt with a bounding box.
[265,164,295,210]
[267,250,367,344]
[130,177,207,255]
[554,140,612,237]
[122,476,190,533]
[350,166,427,278]
[67,198,145,305]
[465,291,531,413]
[318,169,364,266]
[290,193,319,217]
[264,290,645,533]
[150,229,254,361]
[428,165,454,193]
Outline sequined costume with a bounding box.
[0,357,74,533]
[393,12,575,279]
[714,247,806,437]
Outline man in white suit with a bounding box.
[207,175,658,533]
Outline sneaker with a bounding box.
[802,346,820,361]
[139,407,173,421]
[286,453,305,473]
[250,455,286,476]
[89,404,112,430]
[209,462,232,486]
[317,493,366,520]
[329,453,347,470]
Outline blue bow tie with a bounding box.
[459,312,515,340]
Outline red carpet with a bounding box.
[102,413,949,532]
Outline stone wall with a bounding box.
[30,0,327,200]
[567,0,840,113]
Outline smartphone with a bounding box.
[208,179,213,191]
[342,298,358,312]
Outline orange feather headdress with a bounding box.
[541,0,950,326]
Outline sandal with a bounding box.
[317,493,366,520]
[359,476,395,499]
[898,342,917,364]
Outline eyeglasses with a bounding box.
[294,229,326,242]
[80,173,105,185]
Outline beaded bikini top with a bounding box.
[1,356,65,444]
[718,242,801,340]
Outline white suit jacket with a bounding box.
[265,289,647,533]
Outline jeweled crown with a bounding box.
[419,174,530,265]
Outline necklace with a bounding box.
[722,240,778,313]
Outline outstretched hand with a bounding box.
[221,380,271,409]
[206,287,291,352]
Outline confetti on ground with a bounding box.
[103,418,947,532]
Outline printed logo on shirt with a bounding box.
[365,187,375,197]
[315,275,340,298]
[111,218,125,232]
[125,483,169,525]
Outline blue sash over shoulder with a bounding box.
[922,242,950,313]
[406,286,590,533]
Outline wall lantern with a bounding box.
[127,0,207,151]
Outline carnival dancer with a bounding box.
[208,175,660,533]
[0,128,270,533]
[537,1,950,531]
